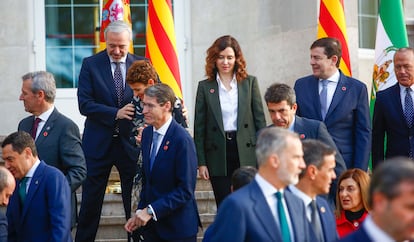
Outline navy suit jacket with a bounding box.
[0,210,6,242]
[7,161,72,242]
[294,71,371,170]
[338,225,372,242]
[18,107,86,226]
[315,196,339,242]
[138,119,200,240]
[203,180,314,242]
[77,50,146,161]
[372,83,412,169]
[294,116,346,177]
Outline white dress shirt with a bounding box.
[217,73,238,131]
[319,70,340,111]
[34,106,55,140]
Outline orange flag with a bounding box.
[98,0,133,53]
[145,0,183,99]
[317,0,352,76]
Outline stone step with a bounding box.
[77,177,217,241]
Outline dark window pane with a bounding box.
[73,0,98,4]
[46,7,72,47]
[131,5,147,46]
[47,47,75,88]
[74,6,100,46]
[46,0,70,4]
[75,48,95,86]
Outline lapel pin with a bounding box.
[342,86,346,91]
[300,134,305,139]
[163,145,168,151]
[209,88,215,94]
[35,180,38,185]
[320,206,326,213]
[43,131,48,137]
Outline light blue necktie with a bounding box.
[320,80,329,120]
[150,131,160,171]
[276,192,291,242]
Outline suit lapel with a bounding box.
[237,79,248,131]
[309,77,322,119]
[250,181,279,241]
[205,81,225,135]
[99,52,119,105]
[35,108,58,146]
[391,84,407,126]
[150,120,176,174]
[20,162,44,223]
[326,72,347,119]
[293,116,307,139]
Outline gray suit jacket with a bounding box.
[18,108,86,227]
[194,75,266,176]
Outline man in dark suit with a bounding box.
[17,71,86,228]
[203,127,313,242]
[294,37,371,170]
[2,131,72,242]
[0,167,15,242]
[76,20,146,241]
[289,139,338,242]
[372,47,414,168]
[264,83,346,205]
[124,84,200,241]
[339,157,414,242]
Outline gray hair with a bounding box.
[104,20,132,41]
[0,167,13,193]
[369,157,414,207]
[255,127,299,167]
[21,71,56,103]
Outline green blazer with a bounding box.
[194,75,266,176]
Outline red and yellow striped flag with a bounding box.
[317,0,352,76]
[97,0,133,53]
[146,0,183,99]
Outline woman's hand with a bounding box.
[198,166,210,180]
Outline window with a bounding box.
[358,0,379,49]
[45,0,151,88]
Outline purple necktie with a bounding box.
[113,62,124,107]
[31,117,41,140]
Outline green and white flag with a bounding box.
[370,0,409,115]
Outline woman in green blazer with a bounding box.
[194,35,266,207]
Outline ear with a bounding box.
[291,103,298,112]
[331,55,339,66]
[307,164,318,180]
[148,79,155,86]
[268,154,280,169]
[163,100,172,111]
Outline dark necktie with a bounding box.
[310,200,324,242]
[19,177,29,206]
[320,80,329,120]
[405,88,414,158]
[150,131,160,171]
[113,62,124,107]
[31,117,41,140]
[276,192,291,242]
[405,88,414,128]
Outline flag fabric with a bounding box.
[371,0,408,116]
[98,0,134,53]
[317,0,352,76]
[145,0,183,99]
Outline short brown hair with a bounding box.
[126,60,158,85]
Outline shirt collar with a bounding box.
[320,69,340,83]
[109,56,127,64]
[153,115,173,136]
[216,73,237,88]
[25,159,41,178]
[255,173,282,198]
[288,184,313,206]
[363,215,394,242]
[37,106,54,123]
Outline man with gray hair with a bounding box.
[76,20,146,241]
[18,71,86,229]
[0,166,15,241]
[340,157,414,241]
[203,127,314,241]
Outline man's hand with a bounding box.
[124,208,152,232]
[199,166,210,180]
[116,103,135,120]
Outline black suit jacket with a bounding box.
[18,107,86,227]
[372,83,412,169]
